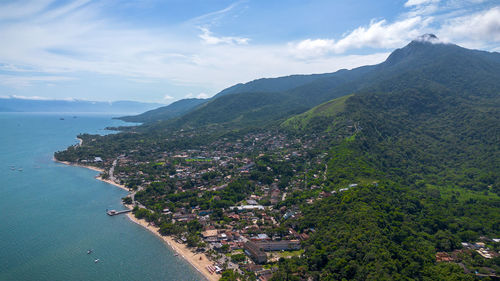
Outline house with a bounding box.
[247,199,259,205]
[198,210,212,216]
[258,272,273,281]
[283,211,295,220]
[172,213,196,222]
[202,229,218,239]
[250,233,271,242]
[256,240,301,251]
[436,252,453,262]
[230,205,265,212]
[243,264,263,272]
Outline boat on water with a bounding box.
[18,168,23,171]
[87,249,93,254]
[174,253,179,257]
[94,259,99,263]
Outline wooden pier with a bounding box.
[106,209,132,216]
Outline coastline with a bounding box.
[96,176,129,192]
[54,157,220,281]
[53,158,129,192]
[54,158,104,172]
[125,210,221,281]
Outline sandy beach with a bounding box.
[54,159,104,172]
[96,176,130,192]
[55,158,219,281]
[54,157,129,192]
[125,211,221,281]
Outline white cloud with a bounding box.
[184,93,193,98]
[0,0,54,20]
[439,6,500,42]
[290,16,431,58]
[405,0,440,7]
[163,95,174,100]
[198,27,249,45]
[335,17,431,51]
[189,1,244,25]
[0,74,75,88]
[5,94,76,101]
[196,92,209,99]
[290,39,336,58]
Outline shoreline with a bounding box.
[54,157,219,281]
[53,158,129,192]
[125,209,220,281]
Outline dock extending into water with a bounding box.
[106,209,132,216]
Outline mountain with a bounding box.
[271,37,500,280]
[0,98,163,114]
[141,67,372,130]
[144,35,500,132]
[118,98,206,123]
[119,73,346,123]
[213,73,339,98]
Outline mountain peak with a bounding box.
[384,34,451,66]
[414,33,439,43]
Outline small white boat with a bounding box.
[94,259,99,263]
[87,249,92,254]
[174,253,179,257]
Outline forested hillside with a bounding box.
[273,59,500,279]
[118,98,206,123]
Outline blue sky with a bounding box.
[0,0,499,103]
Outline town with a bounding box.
[56,126,361,280]
[54,122,500,280]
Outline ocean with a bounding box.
[0,113,204,281]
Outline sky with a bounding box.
[0,0,499,103]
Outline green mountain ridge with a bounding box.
[269,40,500,280]
[119,72,345,123]
[118,98,206,123]
[137,38,500,133]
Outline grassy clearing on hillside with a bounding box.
[281,94,352,130]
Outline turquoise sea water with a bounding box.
[0,113,204,281]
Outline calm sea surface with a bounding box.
[0,113,204,281]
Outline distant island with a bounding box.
[55,36,500,281]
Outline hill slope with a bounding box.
[120,72,343,123]
[213,73,339,98]
[271,37,500,281]
[118,98,206,123]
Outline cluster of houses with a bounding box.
[86,128,361,278]
[461,240,499,259]
[436,238,499,277]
